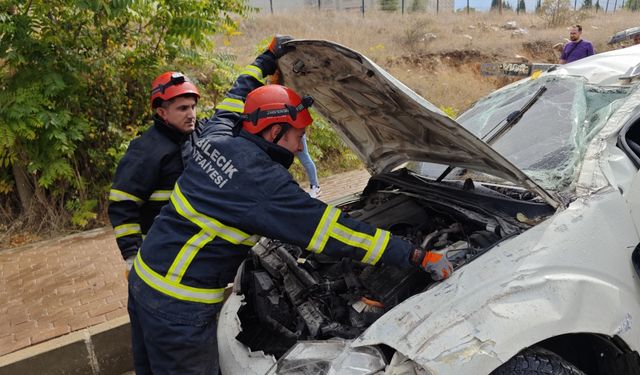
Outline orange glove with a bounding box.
[411,248,453,281]
[267,34,294,58]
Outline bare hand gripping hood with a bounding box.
[278,40,560,208]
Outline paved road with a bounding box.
[0,169,370,357]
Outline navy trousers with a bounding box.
[127,271,221,375]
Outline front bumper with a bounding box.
[218,292,276,375]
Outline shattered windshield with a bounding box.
[411,76,632,191]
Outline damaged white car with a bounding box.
[218,41,640,374]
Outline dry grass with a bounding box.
[218,9,640,111]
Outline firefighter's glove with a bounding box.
[268,34,294,59]
[411,248,452,281]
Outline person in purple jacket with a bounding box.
[560,24,595,64]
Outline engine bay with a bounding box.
[233,184,530,358]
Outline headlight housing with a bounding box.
[266,339,386,375]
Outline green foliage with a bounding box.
[0,0,249,229]
[66,198,98,228]
[380,0,400,11]
[539,0,573,26]
[581,0,593,8]
[491,0,513,9]
[410,0,427,12]
[0,169,12,194]
[623,0,639,9]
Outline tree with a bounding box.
[380,0,400,11]
[623,0,639,10]
[410,0,427,11]
[518,0,527,12]
[0,0,248,230]
[595,0,602,10]
[582,0,593,8]
[491,0,513,10]
[536,0,543,11]
[539,0,572,26]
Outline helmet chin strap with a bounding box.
[240,95,314,129]
[272,123,291,144]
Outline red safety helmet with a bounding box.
[241,85,313,134]
[150,71,200,109]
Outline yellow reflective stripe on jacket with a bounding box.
[109,189,144,205]
[170,184,258,246]
[307,206,390,265]
[159,184,258,287]
[307,207,341,253]
[133,253,225,304]
[114,223,141,238]
[166,229,214,283]
[240,64,265,84]
[216,98,244,113]
[149,190,172,201]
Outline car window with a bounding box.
[409,76,632,192]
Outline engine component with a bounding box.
[236,192,506,358]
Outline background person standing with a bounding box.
[108,72,201,275]
[298,134,321,198]
[559,24,595,64]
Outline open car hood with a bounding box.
[278,40,560,208]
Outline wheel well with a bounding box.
[534,333,640,375]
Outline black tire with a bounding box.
[491,347,586,375]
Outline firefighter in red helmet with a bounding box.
[108,71,202,275]
[127,36,452,374]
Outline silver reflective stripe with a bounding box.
[167,229,214,282]
[331,223,372,249]
[216,98,244,113]
[109,189,143,205]
[114,223,141,238]
[307,206,341,253]
[361,229,390,265]
[134,253,224,304]
[149,190,172,201]
[243,234,261,246]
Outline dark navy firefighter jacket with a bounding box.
[108,115,202,260]
[132,51,415,306]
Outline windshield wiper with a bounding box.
[436,85,547,183]
[483,85,547,144]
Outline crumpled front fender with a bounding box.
[355,191,640,374]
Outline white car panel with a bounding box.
[355,190,640,373]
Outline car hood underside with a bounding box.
[278,39,560,208]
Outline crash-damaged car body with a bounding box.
[218,41,640,374]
